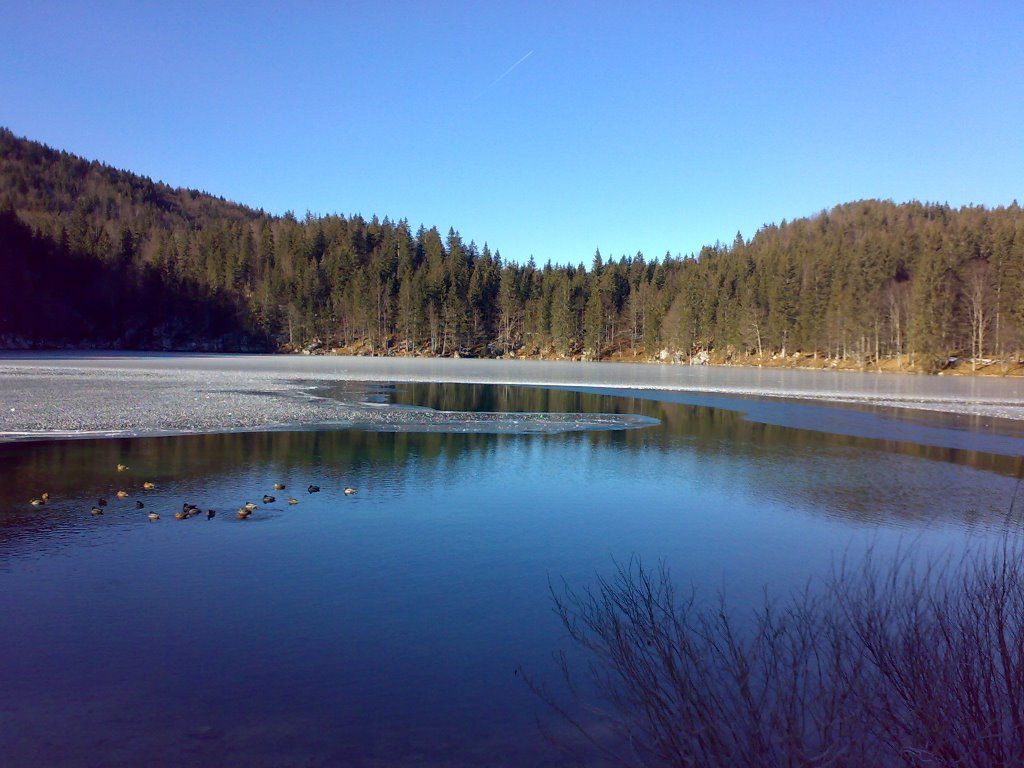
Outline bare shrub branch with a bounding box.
[534,542,1024,767]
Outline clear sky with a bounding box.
[2,1,1022,265]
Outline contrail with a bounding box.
[483,49,534,92]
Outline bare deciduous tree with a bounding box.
[963,260,994,370]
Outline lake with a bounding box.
[1,356,1023,766]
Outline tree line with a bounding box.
[3,127,1024,369]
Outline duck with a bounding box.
[147,512,160,521]
[29,498,45,506]
[116,490,129,498]
[244,501,258,511]
[344,487,357,496]
[116,463,129,472]
[308,484,320,494]
[273,483,286,490]
[41,492,50,501]
[142,481,156,490]
[287,497,299,505]
[175,509,189,520]
[236,507,252,519]
[90,506,104,516]
[135,500,145,509]
[262,494,276,504]
[207,509,216,520]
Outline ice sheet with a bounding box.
[0,357,658,441]
[1,352,1022,443]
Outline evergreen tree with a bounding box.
[4,127,1024,366]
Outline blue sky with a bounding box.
[2,1,1022,265]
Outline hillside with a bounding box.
[2,128,1024,370]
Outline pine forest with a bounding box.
[3,127,1024,373]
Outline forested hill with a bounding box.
[2,127,1024,370]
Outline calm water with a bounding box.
[1,381,1023,766]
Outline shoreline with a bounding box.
[291,339,1024,378]
[4,343,1024,379]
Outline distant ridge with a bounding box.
[2,127,1024,372]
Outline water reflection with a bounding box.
[389,382,1024,477]
[3,384,1021,548]
[1,383,1022,767]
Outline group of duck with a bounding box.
[28,464,357,520]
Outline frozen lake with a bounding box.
[1,354,1023,766]
[3,352,1024,441]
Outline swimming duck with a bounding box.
[344,487,357,496]
[207,509,216,520]
[116,490,129,498]
[135,500,145,509]
[244,501,258,511]
[90,506,104,516]
[41,492,50,501]
[273,483,286,490]
[147,512,160,521]
[287,497,299,505]
[29,498,45,506]
[116,463,129,472]
[308,485,320,494]
[263,494,276,504]
[175,509,189,520]
[236,507,252,519]
[142,481,156,490]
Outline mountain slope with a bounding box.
[3,127,1024,370]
